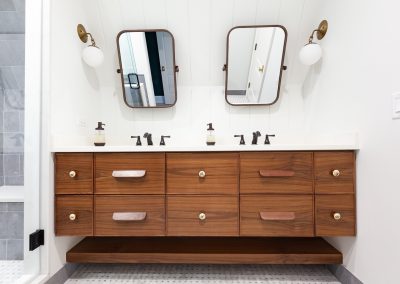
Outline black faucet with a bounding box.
[130,136,142,146]
[264,134,276,145]
[143,132,153,146]
[234,135,246,145]
[160,135,171,146]
[251,131,261,145]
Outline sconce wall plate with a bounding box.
[316,20,328,40]
[77,24,89,43]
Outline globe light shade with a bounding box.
[299,43,322,65]
[82,45,104,68]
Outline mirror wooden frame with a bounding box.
[116,29,178,109]
[224,25,288,106]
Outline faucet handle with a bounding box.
[234,135,245,145]
[160,135,171,146]
[264,134,276,145]
[130,136,142,146]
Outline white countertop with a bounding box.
[52,143,359,153]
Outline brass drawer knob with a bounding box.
[69,170,77,178]
[332,169,341,177]
[333,212,341,220]
[198,170,206,178]
[198,212,206,220]
[69,213,76,221]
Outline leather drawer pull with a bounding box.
[112,212,147,221]
[259,212,296,221]
[112,170,146,178]
[259,170,295,177]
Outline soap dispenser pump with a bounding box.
[94,122,106,146]
[206,123,216,146]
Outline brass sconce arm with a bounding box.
[308,20,328,43]
[77,24,98,47]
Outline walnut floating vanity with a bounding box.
[54,149,356,264]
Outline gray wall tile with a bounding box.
[4,154,20,176]
[6,211,23,239]
[0,176,4,186]
[4,89,24,110]
[5,176,23,185]
[7,202,23,211]
[12,0,24,13]
[0,240,6,260]
[0,203,7,211]
[0,0,15,11]
[0,12,25,34]
[7,239,23,260]
[0,213,7,239]
[4,111,20,132]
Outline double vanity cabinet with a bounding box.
[55,150,356,264]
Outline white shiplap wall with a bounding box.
[50,0,325,146]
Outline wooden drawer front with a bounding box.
[314,152,355,194]
[240,152,313,194]
[167,196,239,236]
[55,153,93,194]
[167,153,239,195]
[95,153,165,194]
[95,195,165,236]
[315,195,355,236]
[55,195,93,236]
[240,195,314,237]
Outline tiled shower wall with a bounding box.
[0,0,25,261]
[0,203,23,260]
[0,0,25,186]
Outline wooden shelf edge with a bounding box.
[66,237,342,265]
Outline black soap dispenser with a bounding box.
[206,123,216,146]
[94,122,106,146]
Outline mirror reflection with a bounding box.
[225,26,287,105]
[117,30,177,108]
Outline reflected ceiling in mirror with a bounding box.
[117,30,177,108]
[225,26,287,106]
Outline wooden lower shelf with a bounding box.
[67,237,342,264]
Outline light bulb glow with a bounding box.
[299,43,322,66]
[82,45,104,68]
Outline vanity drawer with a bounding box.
[55,153,93,194]
[314,152,355,194]
[95,153,165,194]
[167,153,239,195]
[95,195,165,236]
[240,152,313,194]
[315,194,355,236]
[55,195,93,236]
[167,196,239,236]
[240,195,314,237]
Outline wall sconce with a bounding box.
[77,24,104,68]
[299,20,328,65]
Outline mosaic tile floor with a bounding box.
[0,261,23,284]
[66,264,340,284]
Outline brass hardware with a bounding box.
[69,170,77,178]
[198,170,206,178]
[77,24,97,47]
[258,65,264,72]
[69,213,76,221]
[333,212,341,220]
[316,20,328,40]
[199,212,206,220]
[332,169,341,177]
[308,20,328,43]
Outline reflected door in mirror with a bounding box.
[225,26,287,106]
[117,30,177,108]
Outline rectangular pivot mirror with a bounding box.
[117,30,177,108]
[225,26,287,106]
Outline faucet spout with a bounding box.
[251,131,261,145]
[143,132,153,146]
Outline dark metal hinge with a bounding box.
[29,229,44,251]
